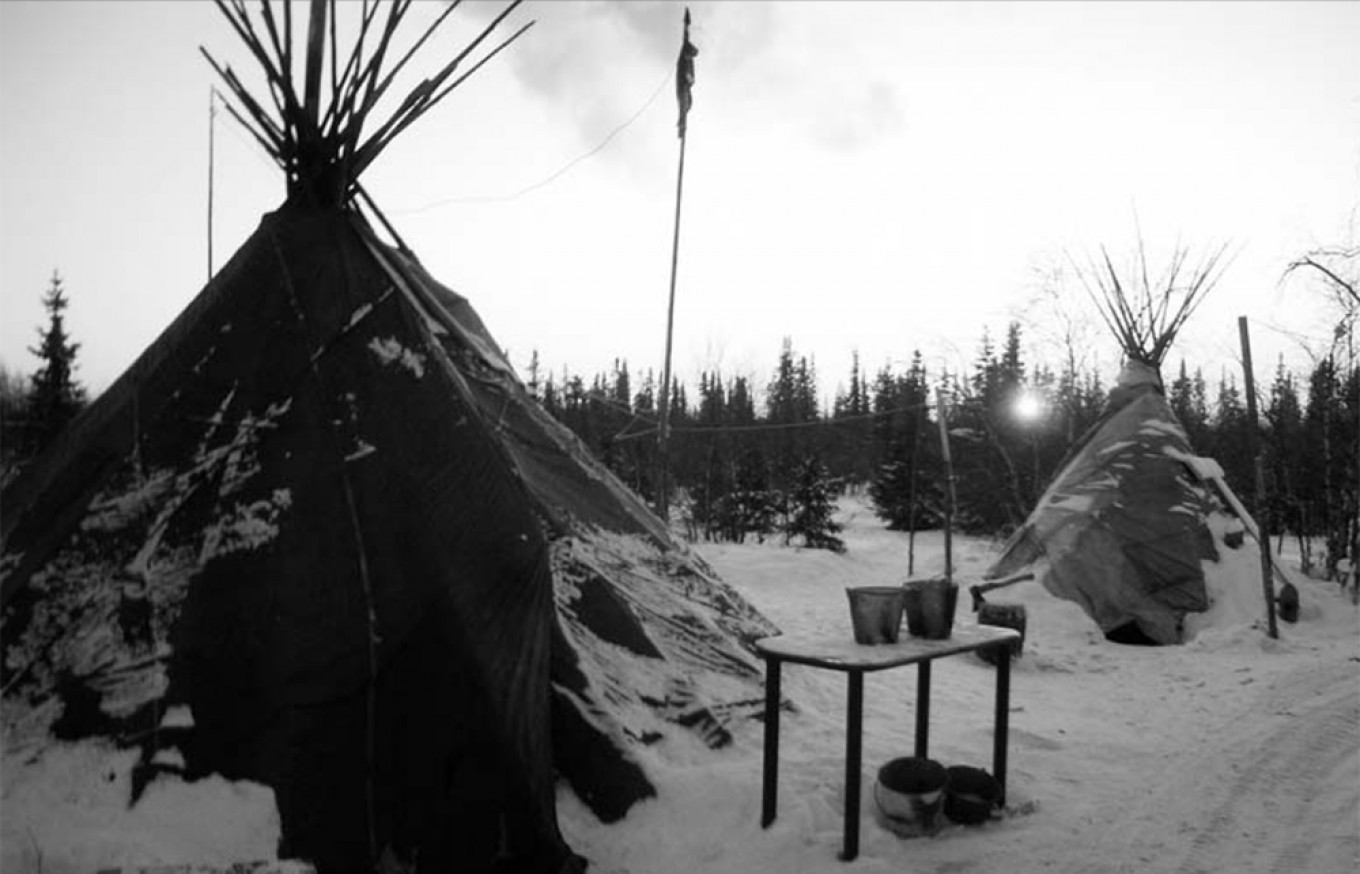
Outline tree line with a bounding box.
[3,273,1356,578]
[527,322,1357,575]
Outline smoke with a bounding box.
[458,2,900,155]
[461,1,780,144]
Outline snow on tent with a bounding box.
[0,2,776,871]
[987,241,1242,646]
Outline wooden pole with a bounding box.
[655,7,697,524]
[1239,316,1279,639]
[936,387,957,583]
[907,401,921,576]
[207,87,216,282]
[303,0,328,122]
[655,112,688,522]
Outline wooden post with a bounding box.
[207,87,215,282]
[654,130,687,523]
[303,0,328,121]
[1239,316,1279,639]
[936,387,957,582]
[907,399,922,576]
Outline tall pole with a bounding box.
[1239,316,1279,639]
[655,8,698,523]
[655,133,687,521]
[936,387,957,583]
[207,87,216,282]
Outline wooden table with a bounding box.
[755,624,1021,861]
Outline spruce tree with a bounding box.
[784,454,845,552]
[526,349,542,401]
[0,363,30,480]
[26,271,86,454]
[1264,359,1304,544]
[1211,374,1253,507]
[715,448,777,543]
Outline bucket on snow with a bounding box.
[846,586,906,645]
[902,577,959,639]
[874,757,950,836]
[943,765,1002,825]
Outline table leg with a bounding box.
[761,657,781,828]
[993,645,1011,807]
[842,670,864,862]
[915,659,932,758]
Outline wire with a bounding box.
[563,389,938,442]
[392,67,674,214]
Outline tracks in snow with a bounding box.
[1085,658,1360,874]
[1164,659,1359,874]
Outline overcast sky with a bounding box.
[2,1,1357,405]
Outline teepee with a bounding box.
[0,3,775,871]
[987,240,1234,645]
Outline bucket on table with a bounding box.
[846,586,906,645]
[874,757,950,837]
[976,602,1027,664]
[902,577,959,639]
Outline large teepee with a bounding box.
[987,241,1235,645]
[0,3,776,871]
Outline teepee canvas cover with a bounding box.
[0,3,775,871]
[987,242,1232,645]
[988,362,1219,644]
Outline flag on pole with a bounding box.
[676,8,698,138]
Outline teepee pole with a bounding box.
[936,387,957,583]
[654,130,685,522]
[207,87,216,281]
[655,8,698,523]
[1239,317,1279,639]
[303,0,329,120]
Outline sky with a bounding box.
[2,0,1358,407]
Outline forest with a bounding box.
[3,276,1357,579]
[524,319,1358,577]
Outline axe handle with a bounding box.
[970,571,1036,610]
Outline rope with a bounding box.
[392,67,673,213]
[563,389,937,442]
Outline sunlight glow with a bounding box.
[1013,391,1045,424]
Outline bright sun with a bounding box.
[1013,392,1044,423]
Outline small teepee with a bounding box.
[0,3,776,871]
[987,240,1234,644]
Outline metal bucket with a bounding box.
[846,586,906,645]
[875,757,950,836]
[943,765,1001,825]
[902,577,959,639]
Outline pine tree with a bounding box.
[1168,359,1209,446]
[26,271,86,454]
[727,375,755,424]
[1,363,30,481]
[526,349,542,401]
[765,338,819,487]
[1211,373,1253,506]
[1301,356,1355,577]
[1264,358,1304,544]
[832,350,872,487]
[714,448,777,543]
[784,454,845,552]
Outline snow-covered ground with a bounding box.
[559,497,1360,874]
[4,497,1357,873]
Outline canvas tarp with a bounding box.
[0,206,776,871]
[989,382,1219,644]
